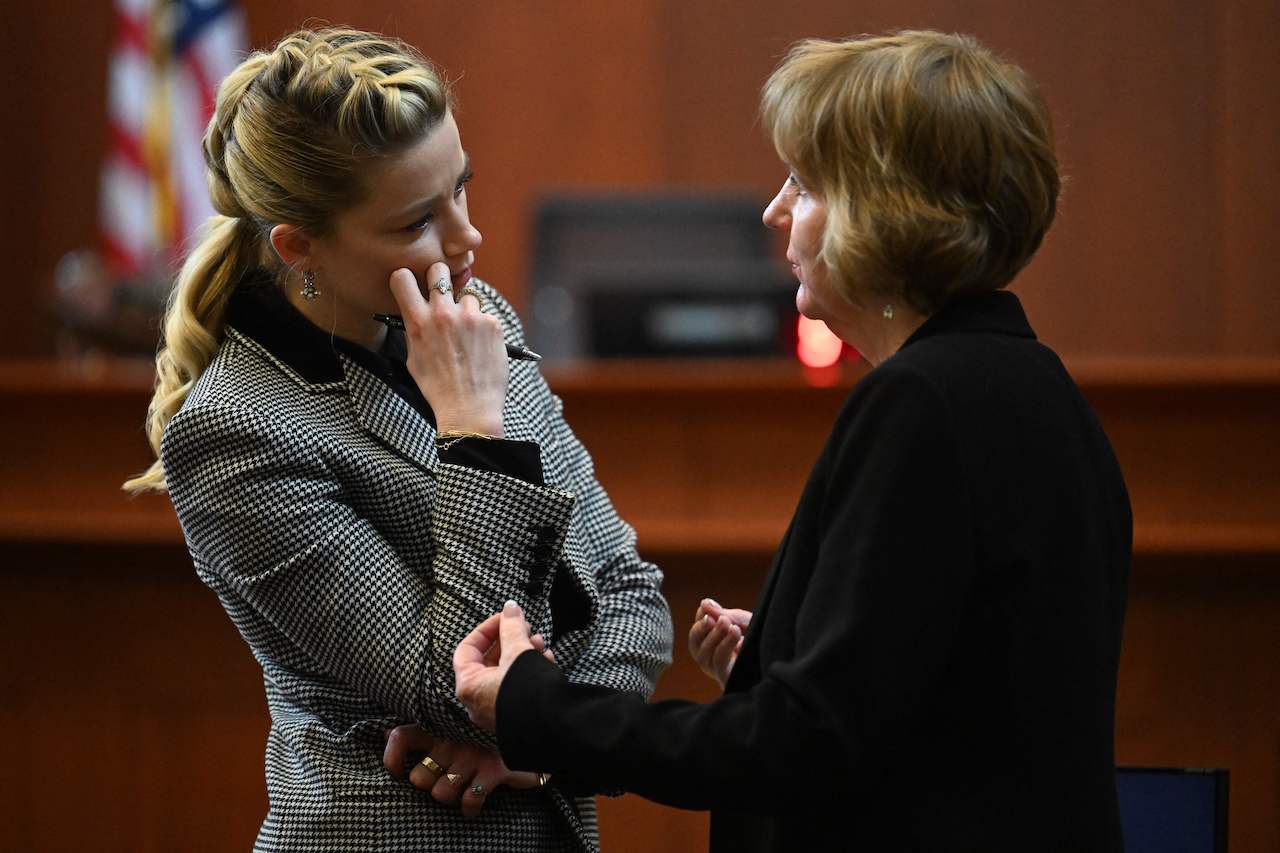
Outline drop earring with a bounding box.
[300,269,320,301]
[882,303,894,320]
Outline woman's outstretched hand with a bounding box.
[388,261,508,437]
[383,725,542,818]
[688,598,752,689]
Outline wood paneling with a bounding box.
[2,0,1278,358]
[4,356,1278,556]
[3,548,1277,852]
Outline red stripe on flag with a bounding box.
[114,9,149,54]
[183,51,218,124]
[108,121,148,175]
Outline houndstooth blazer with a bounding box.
[161,277,673,852]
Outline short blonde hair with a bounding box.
[761,30,1060,314]
[125,28,450,493]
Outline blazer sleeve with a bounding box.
[162,400,575,748]
[494,363,976,811]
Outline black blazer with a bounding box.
[497,291,1131,852]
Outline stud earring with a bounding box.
[882,303,894,320]
[300,270,320,301]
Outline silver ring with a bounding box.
[432,277,452,295]
[458,284,487,312]
[470,783,486,798]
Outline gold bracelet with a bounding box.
[434,430,500,451]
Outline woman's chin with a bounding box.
[795,286,819,320]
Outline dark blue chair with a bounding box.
[1117,767,1229,853]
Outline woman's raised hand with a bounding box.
[388,261,508,437]
[688,598,752,689]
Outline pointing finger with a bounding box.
[388,268,428,324]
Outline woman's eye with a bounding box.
[408,172,474,230]
[453,171,474,198]
[787,174,806,195]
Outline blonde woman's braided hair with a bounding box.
[124,28,451,493]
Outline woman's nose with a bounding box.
[444,215,482,258]
[762,192,788,230]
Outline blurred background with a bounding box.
[1,0,1277,851]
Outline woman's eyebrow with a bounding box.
[392,153,472,220]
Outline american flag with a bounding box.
[100,0,247,276]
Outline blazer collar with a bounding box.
[340,354,439,471]
[901,290,1036,351]
[225,272,439,472]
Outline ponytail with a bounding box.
[122,215,260,493]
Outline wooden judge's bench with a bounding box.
[1,357,1278,852]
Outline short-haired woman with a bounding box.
[125,27,672,852]
[444,30,1131,853]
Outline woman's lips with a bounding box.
[451,267,472,289]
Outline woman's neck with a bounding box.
[826,300,929,367]
[284,284,387,352]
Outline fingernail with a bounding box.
[504,600,521,615]
[703,614,714,626]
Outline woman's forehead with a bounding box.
[358,113,466,212]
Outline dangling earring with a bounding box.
[300,269,320,301]
[882,303,894,320]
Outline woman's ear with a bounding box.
[269,224,315,270]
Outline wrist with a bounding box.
[436,418,504,439]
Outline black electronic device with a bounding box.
[529,194,793,360]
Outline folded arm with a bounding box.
[163,401,575,747]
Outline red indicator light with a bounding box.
[796,315,842,368]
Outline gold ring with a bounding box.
[445,771,463,787]
[470,783,486,797]
[432,277,452,295]
[537,772,551,788]
[458,284,487,311]
[419,755,444,774]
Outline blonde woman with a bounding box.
[125,28,671,852]
[446,31,1131,853]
